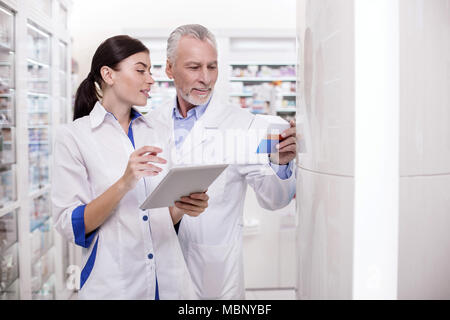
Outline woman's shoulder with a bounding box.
[55,115,91,140]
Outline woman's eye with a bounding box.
[137,70,145,73]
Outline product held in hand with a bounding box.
[256,134,283,154]
[255,115,290,154]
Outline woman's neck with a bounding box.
[101,93,132,133]
[102,95,131,119]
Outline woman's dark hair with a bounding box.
[73,35,149,120]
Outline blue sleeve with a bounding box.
[72,205,98,248]
[269,161,294,180]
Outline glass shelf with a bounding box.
[0,209,17,254]
[31,249,55,300]
[0,127,15,165]
[0,277,19,300]
[0,165,16,207]
[0,242,19,292]
[0,6,14,51]
[30,218,53,264]
[27,24,50,65]
[29,193,51,233]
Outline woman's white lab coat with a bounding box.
[51,102,195,300]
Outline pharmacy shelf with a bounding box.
[230,77,297,82]
[230,62,296,66]
[0,42,12,52]
[0,201,19,218]
[0,0,76,301]
[27,58,50,68]
[229,93,253,97]
[154,78,173,82]
[230,92,297,97]
[27,92,50,98]
[277,108,297,113]
[28,185,51,199]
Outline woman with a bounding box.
[51,35,208,299]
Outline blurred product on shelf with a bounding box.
[270,81,283,115]
[0,166,15,206]
[228,62,296,118]
[0,128,14,164]
[29,193,51,232]
[231,64,296,78]
[0,242,19,298]
[0,211,17,253]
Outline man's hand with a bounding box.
[169,191,209,225]
[269,119,297,165]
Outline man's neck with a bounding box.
[176,94,195,118]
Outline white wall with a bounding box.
[296,0,355,299]
[397,0,450,300]
[70,0,296,81]
[296,0,450,300]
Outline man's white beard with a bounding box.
[180,88,213,106]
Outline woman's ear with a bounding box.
[100,66,115,86]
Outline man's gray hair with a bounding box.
[167,24,217,64]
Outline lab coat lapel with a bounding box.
[176,94,225,164]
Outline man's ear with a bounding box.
[165,59,174,79]
[100,66,115,86]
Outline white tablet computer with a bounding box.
[140,164,229,210]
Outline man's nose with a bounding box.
[198,67,210,84]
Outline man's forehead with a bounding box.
[178,36,216,52]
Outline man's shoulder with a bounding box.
[219,103,255,129]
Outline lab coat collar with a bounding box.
[149,91,228,131]
[172,96,210,121]
[89,101,152,129]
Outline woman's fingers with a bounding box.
[136,163,163,173]
[134,145,163,156]
[140,154,167,164]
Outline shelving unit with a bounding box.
[0,0,74,300]
[228,62,297,118]
[0,2,18,300]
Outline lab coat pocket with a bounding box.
[187,240,241,299]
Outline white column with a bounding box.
[353,0,399,300]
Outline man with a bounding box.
[148,24,297,299]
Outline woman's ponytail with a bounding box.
[73,72,99,120]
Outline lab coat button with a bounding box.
[143,215,148,221]
[148,253,153,259]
